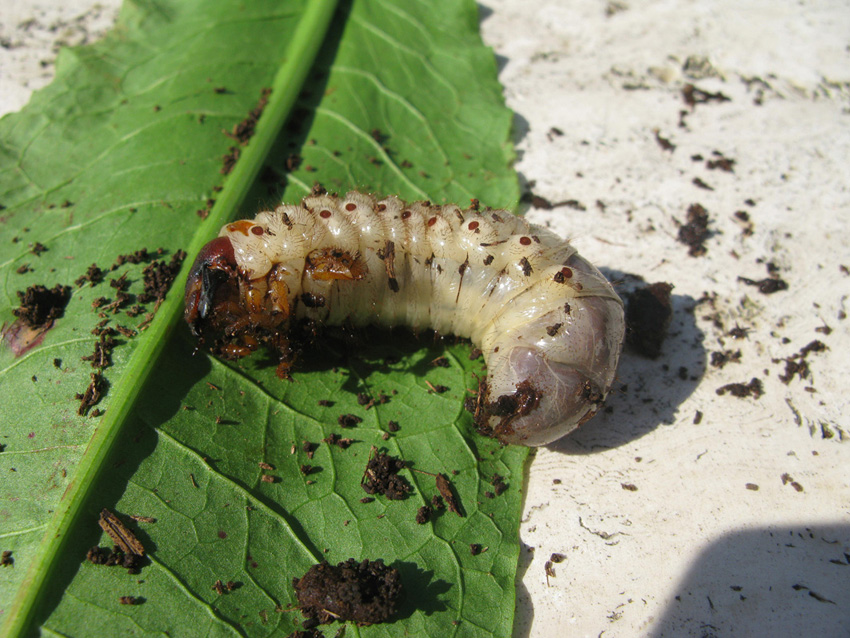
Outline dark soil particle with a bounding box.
[87,545,143,573]
[738,275,789,294]
[75,263,106,287]
[710,349,742,369]
[1,550,13,567]
[225,87,272,145]
[118,595,144,605]
[322,433,354,449]
[625,282,674,358]
[361,450,410,500]
[293,558,403,626]
[13,284,71,329]
[677,203,711,256]
[490,474,508,496]
[337,414,362,428]
[775,340,827,384]
[137,251,187,305]
[682,83,731,107]
[716,378,764,399]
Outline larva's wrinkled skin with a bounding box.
[185,188,624,446]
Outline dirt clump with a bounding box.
[292,558,403,626]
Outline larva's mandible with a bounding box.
[184,188,625,446]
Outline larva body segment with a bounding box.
[185,189,624,446]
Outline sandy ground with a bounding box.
[2,1,849,636]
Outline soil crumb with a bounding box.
[361,449,410,500]
[13,284,71,329]
[293,558,403,626]
[716,378,764,399]
[4,283,72,356]
[677,203,711,256]
[625,282,674,358]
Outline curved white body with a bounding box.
[221,191,624,445]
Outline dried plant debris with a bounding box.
[76,372,107,416]
[292,558,403,626]
[98,509,145,557]
[435,473,463,517]
[87,509,146,572]
[677,203,711,256]
[625,282,674,358]
[361,449,410,500]
[1,550,13,567]
[716,378,764,399]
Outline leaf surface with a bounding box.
[0,1,526,636]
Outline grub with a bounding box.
[293,558,403,626]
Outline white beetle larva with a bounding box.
[185,188,625,446]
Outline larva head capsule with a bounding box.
[184,237,238,337]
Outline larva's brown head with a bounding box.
[184,236,296,376]
[184,236,238,338]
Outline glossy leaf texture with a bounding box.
[0,1,526,636]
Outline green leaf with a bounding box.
[0,1,526,636]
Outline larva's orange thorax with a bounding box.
[186,189,625,446]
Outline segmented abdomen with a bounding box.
[211,190,624,446]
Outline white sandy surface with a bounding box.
[2,1,848,636]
